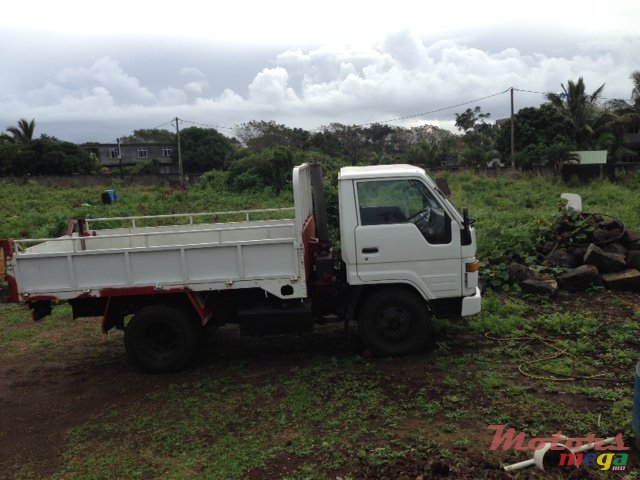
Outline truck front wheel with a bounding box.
[124,305,199,373]
[358,288,431,356]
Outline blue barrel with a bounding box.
[634,361,640,449]
[101,190,118,205]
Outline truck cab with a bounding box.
[337,164,480,355]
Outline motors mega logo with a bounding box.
[487,425,630,471]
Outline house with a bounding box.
[85,142,177,174]
[623,121,640,160]
[561,150,608,182]
[571,150,608,165]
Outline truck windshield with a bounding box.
[356,179,451,244]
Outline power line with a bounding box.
[151,119,175,130]
[514,87,633,102]
[513,88,547,95]
[111,85,636,142]
[178,118,236,131]
[364,89,512,126]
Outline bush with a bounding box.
[227,146,296,193]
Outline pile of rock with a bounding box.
[508,214,640,295]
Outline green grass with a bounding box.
[0,176,293,239]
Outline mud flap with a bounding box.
[30,301,52,322]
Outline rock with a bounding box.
[558,220,575,233]
[546,249,579,268]
[627,251,640,270]
[593,228,624,243]
[628,240,640,251]
[603,242,628,257]
[568,245,588,259]
[521,278,558,296]
[557,264,600,292]
[540,241,556,255]
[559,231,573,241]
[583,243,627,273]
[601,269,640,292]
[430,461,450,476]
[598,219,624,230]
[623,229,640,244]
[508,262,536,283]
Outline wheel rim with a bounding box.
[376,307,413,342]
[142,324,178,360]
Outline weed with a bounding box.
[478,372,507,390]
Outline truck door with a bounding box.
[354,178,462,298]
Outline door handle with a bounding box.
[362,247,379,254]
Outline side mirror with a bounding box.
[435,177,451,198]
[462,208,475,246]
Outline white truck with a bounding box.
[1,163,481,372]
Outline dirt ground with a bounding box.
[1,293,639,479]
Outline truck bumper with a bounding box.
[461,287,481,316]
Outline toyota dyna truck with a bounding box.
[1,163,481,372]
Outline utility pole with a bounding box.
[117,137,123,179]
[175,117,183,182]
[510,87,515,169]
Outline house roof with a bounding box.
[572,150,608,165]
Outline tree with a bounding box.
[179,127,235,173]
[120,128,176,144]
[495,104,574,159]
[30,137,94,174]
[234,121,310,152]
[310,129,343,158]
[363,123,394,154]
[589,72,640,162]
[0,143,21,174]
[631,71,640,106]
[5,118,35,144]
[227,146,296,193]
[545,78,612,149]
[320,124,366,165]
[455,106,490,132]
[454,106,497,151]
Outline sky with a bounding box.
[1,0,639,143]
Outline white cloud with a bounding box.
[179,67,205,79]
[1,31,639,142]
[55,57,156,105]
[248,67,299,105]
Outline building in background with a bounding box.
[85,143,177,174]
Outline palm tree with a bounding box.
[546,78,610,149]
[606,71,640,161]
[631,71,640,106]
[6,118,36,144]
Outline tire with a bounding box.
[358,288,431,356]
[124,305,199,373]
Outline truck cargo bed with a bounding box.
[9,211,309,301]
[3,164,316,304]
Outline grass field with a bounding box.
[1,171,640,479]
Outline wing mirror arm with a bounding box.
[462,207,475,246]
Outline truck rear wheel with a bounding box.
[124,305,199,373]
[358,288,430,356]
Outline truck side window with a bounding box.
[356,179,451,244]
